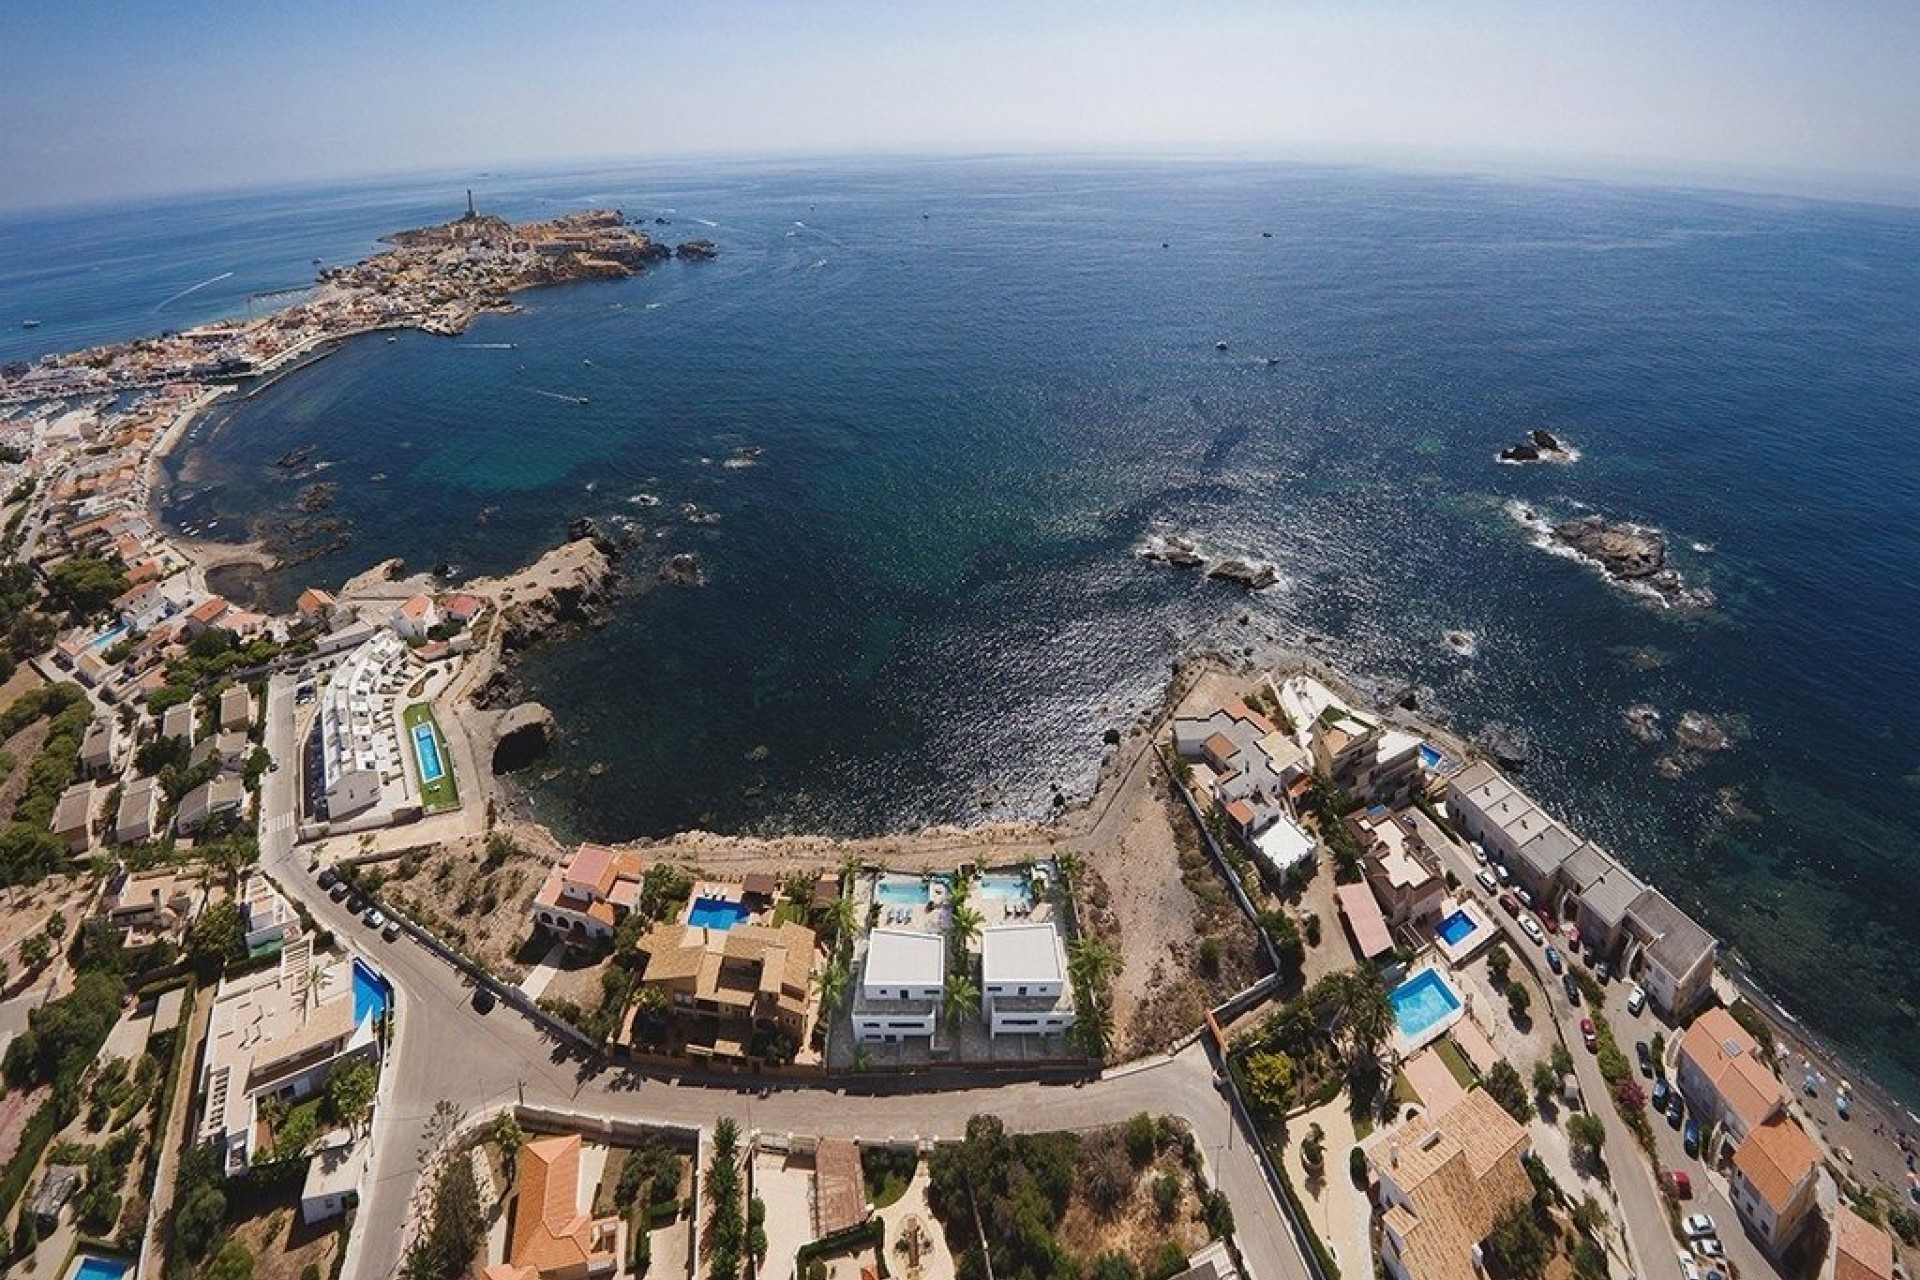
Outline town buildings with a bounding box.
[482,1132,621,1280]
[979,923,1075,1038]
[853,928,945,1043]
[628,918,818,1063]
[316,629,414,821]
[531,844,645,945]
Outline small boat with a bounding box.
[386,336,397,343]
[1214,340,1229,351]
[20,319,40,329]
[582,359,593,367]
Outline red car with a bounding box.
[1581,1018,1598,1051]
[1664,1170,1694,1200]
[1499,893,1521,918]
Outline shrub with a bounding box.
[1125,1113,1158,1166]
[1349,1145,1368,1187]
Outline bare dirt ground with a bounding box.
[1052,1132,1217,1274]
[223,1198,343,1280]
[0,718,51,820]
[371,831,552,981]
[0,664,43,715]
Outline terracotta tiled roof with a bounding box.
[1833,1206,1895,1280]
[1731,1115,1819,1214]
[493,1133,618,1279]
[1364,1090,1531,1280]
[1203,732,1240,762]
[1679,1008,1786,1133]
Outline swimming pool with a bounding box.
[71,1258,130,1280]
[975,873,1032,903]
[688,896,750,930]
[875,875,942,907]
[1390,969,1463,1040]
[352,959,390,1026]
[88,623,130,653]
[411,722,445,784]
[1435,909,1478,947]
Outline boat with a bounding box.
[20,319,40,329]
[386,336,397,343]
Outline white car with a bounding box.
[1683,1213,1718,1240]
[1678,1254,1704,1280]
[1476,869,1499,894]
[1693,1239,1727,1261]
[1626,985,1647,1016]
[1519,915,1545,945]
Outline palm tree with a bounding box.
[819,961,850,1016]
[943,973,980,1030]
[1067,934,1120,990]
[949,903,983,957]
[825,895,857,943]
[1323,969,1392,1073]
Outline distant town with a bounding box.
[0,204,1912,1280]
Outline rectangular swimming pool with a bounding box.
[352,958,390,1026]
[875,875,940,907]
[1390,969,1463,1040]
[72,1257,131,1280]
[975,873,1032,903]
[412,722,445,784]
[1436,909,1478,947]
[688,897,750,931]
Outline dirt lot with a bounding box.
[0,717,51,821]
[221,1197,344,1280]
[370,831,554,980]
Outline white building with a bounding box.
[852,929,944,1043]
[388,593,439,642]
[198,940,384,1176]
[316,631,412,821]
[980,923,1076,1038]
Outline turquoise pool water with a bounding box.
[875,876,941,907]
[1436,909,1478,947]
[688,896,750,930]
[976,873,1032,903]
[352,959,390,1026]
[74,1255,130,1280]
[1390,970,1462,1040]
[412,722,445,784]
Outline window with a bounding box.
[1017,986,1027,996]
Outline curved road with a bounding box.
[257,675,1310,1280]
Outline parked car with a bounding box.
[364,907,386,929]
[1495,863,1511,884]
[316,867,338,889]
[1545,946,1563,973]
[1678,1253,1704,1280]
[1684,1118,1702,1157]
[382,920,401,942]
[329,881,350,901]
[1668,1092,1686,1128]
[1474,842,1488,865]
[1581,1018,1598,1052]
[1516,887,1535,912]
[1500,893,1521,918]
[1652,1077,1671,1110]
[471,986,497,1014]
[1694,1239,1726,1261]
[1520,915,1545,945]
[1636,1041,1654,1076]
[1477,869,1499,894]
[1626,984,1647,1016]
[1663,1170,1693,1199]
[1683,1214,1718,1240]
[1596,960,1611,983]
[1563,972,1582,1004]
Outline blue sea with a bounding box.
[4,158,1917,1101]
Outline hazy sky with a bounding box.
[5,0,1918,210]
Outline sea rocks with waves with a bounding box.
[1137,532,1276,590]
[1206,559,1278,590]
[1674,710,1732,753]
[491,702,556,774]
[1546,513,1712,607]
[1499,429,1575,464]
[675,239,719,261]
[659,553,705,587]
[1624,704,1664,743]
[493,537,622,651]
[1138,533,1205,569]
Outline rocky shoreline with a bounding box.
[1509,503,1714,609]
[1137,533,1278,590]
[1497,427,1577,464]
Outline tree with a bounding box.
[1240,1049,1296,1117]
[1090,1253,1140,1280]
[1568,1113,1607,1164]
[1301,1123,1326,1176]
[1488,1203,1555,1280]
[327,1058,378,1136]
[1485,1061,1533,1123]
[1549,1042,1574,1079]
[189,899,246,971]
[1487,944,1511,985]
[46,555,128,618]
[204,1238,255,1280]
[1506,982,1531,1023]
[1257,910,1305,983]
[949,902,983,954]
[492,1110,525,1174]
[1532,1058,1560,1098]
[942,972,980,1030]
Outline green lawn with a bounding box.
[403,703,460,813]
[1434,1036,1478,1088]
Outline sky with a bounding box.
[4,0,1919,210]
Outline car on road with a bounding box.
[382,920,401,942]
[1663,1170,1693,1199]
[1693,1239,1726,1261]
[329,881,350,901]
[1563,972,1582,1004]
[1637,1041,1654,1076]
[1683,1214,1718,1240]
[1520,915,1545,945]
[1500,893,1521,918]
[1668,1093,1685,1127]
[1474,842,1488,865]
[1652,1077,1671,1111]
[1495,863,1511,884]
[1626,984,1647,1016]
[1685,1118,1702,1156]
[471,986,497,1014]
[1581,1018,1598,1051]
[1476,869,1499,894]
[317,867,337,889]
[364,907,386,930]
[1545,946,1563,973]
[1678,1253,1704,1280]
[1595,960,1610,983]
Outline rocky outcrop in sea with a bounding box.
[1508,504,1712,609]
[1136,532,1277,591]
[1498,428,1577,464]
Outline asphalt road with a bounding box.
[254,678,1313,1280]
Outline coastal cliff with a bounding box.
[485,536,623,651]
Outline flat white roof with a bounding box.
[863,929,944,991]
[981,923,1066,987]
[1254,815,1316,872]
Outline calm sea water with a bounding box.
[5,159,1918,1100]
